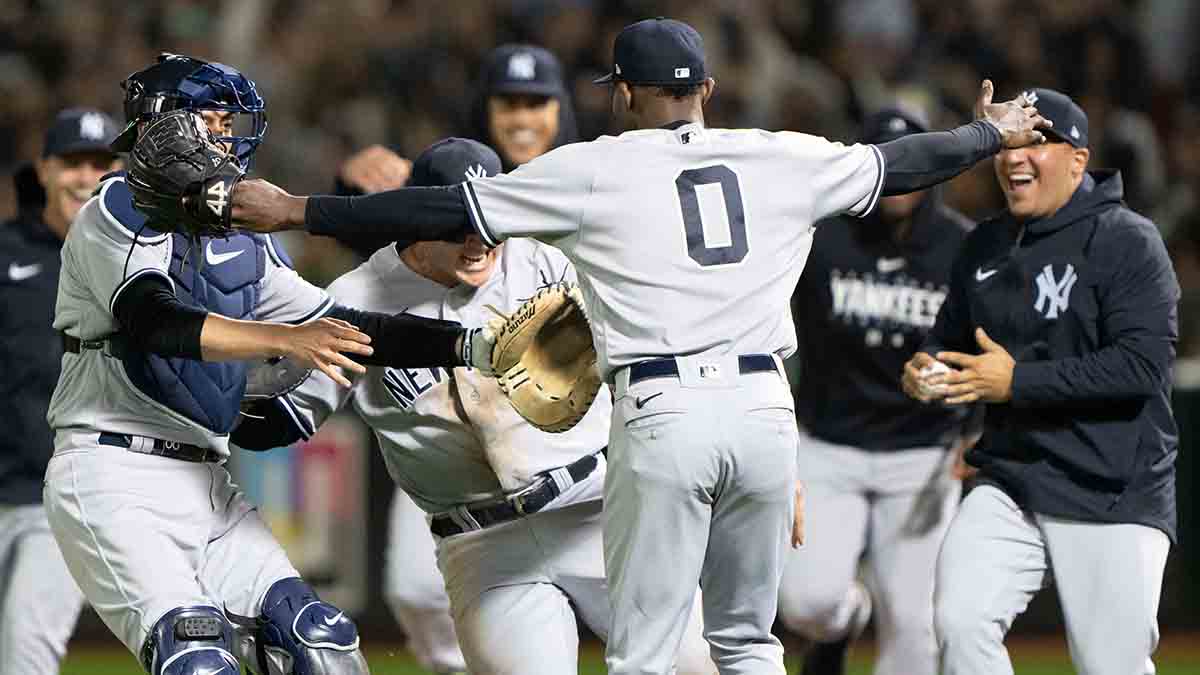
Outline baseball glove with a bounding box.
[489,283,601,433]
[243,356,311,401]
[125,109,244,237]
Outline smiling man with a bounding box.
[0,106,119,675]
[902,89,1179,675]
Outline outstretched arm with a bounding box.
[878,81,1049,196]
[230,178,470,243]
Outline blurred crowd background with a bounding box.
[4,1,1200,276]
[3,0,1199,636]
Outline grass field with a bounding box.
[59,634,1200,674]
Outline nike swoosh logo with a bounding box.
[7,262,42,281]
[876,257,906,273]
[634,392,663,409]
[323,611,345,626]
[975,267,998,282]
[206,242,244,266]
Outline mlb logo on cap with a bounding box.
[594,18,707,86]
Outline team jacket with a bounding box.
[924,170,1179,541]
[794,191,973,450]
[0,167,60,504]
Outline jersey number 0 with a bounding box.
[675,165,748,267]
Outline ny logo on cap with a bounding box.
[79,112,107,141]
[1034,263,1077,319]
[464,164,487,180]
[507,53,536,81]
[1023,90,1039,105]
[887,117,907,133]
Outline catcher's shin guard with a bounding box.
[141,606,240,675]
[234,577,369,675]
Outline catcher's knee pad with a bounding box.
[245,577,368,675]
[141,606,240,675]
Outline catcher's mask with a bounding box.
[112,53,267,168]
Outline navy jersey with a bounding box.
[793,193,973,450]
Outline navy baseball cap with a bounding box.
[1022,88,1088,148]
[43,107,120,158]
[861,107,930,144]
[594,18,707,86]
[482,45,567,98]
[409,138,502,188]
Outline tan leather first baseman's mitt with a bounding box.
[488,282,601,433]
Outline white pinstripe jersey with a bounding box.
[280,239,612,513]
[462,122,885,380]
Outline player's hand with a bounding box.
[283,318,373,388]
[932,328,1015,404]
[339,145,412,194]
[791,480,805,548]
[902,351,944,403]
[231,178,306,233]
[975,80,1052,148]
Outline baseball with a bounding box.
[918,360,952,398]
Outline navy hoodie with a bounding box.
[924,170,1179,541]
[0,165,61,504]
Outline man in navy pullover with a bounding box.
[903,89,1178,675]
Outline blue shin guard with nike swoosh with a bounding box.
[251,577,369,675]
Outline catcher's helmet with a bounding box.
[111,53,266,167]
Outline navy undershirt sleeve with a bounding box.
[877,120,1002,196]
[112,275,206,359]
[305,186,470,245]
[324,304,464,368]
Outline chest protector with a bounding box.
[106,175,268,433]
[122,230,266,433]
[122,230,265,433]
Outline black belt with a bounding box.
[627,354,778,385]
[62,332,107,354]
[430,450,604,538]
[98,432,221,464]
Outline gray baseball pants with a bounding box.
[935,484,1170,675]
[0,503,85,675]
[777,434,959,675]
[605,355,797,675]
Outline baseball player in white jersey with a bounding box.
[43,57,481,675]
[234,137,715,675]
[227,18,1049,674]
[320,45,585,671]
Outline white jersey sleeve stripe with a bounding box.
[278,394,314,439]
[852,144,887,218]
[462,181,500,248]
[107,268,174,315]
[287,295,335,325]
